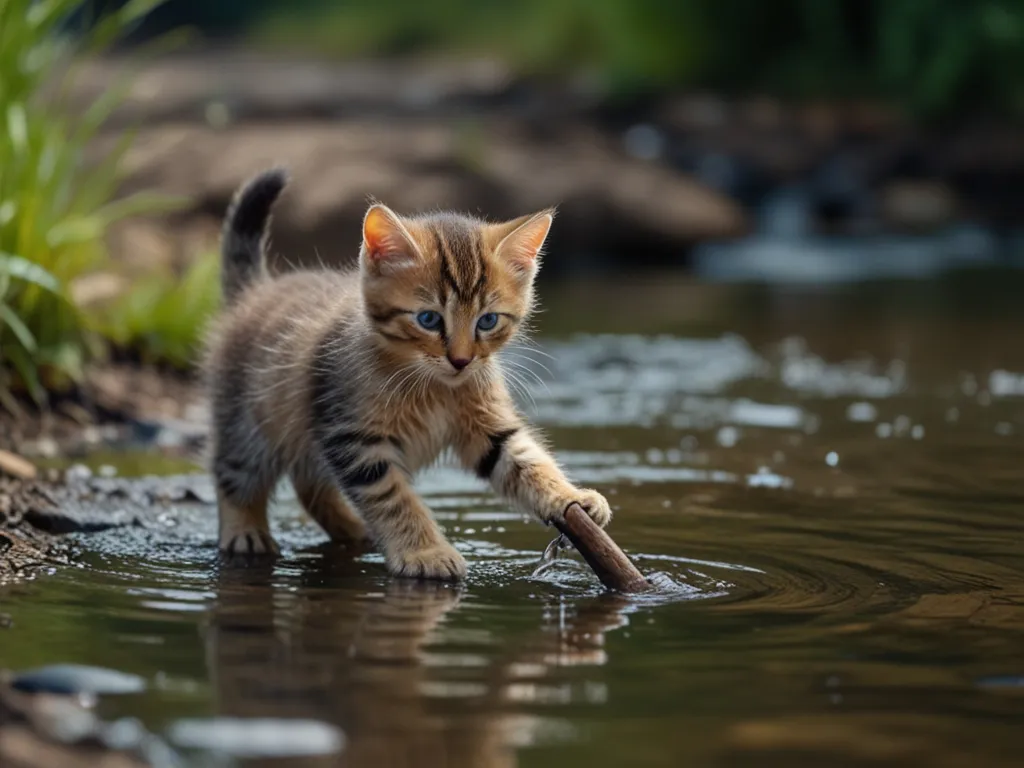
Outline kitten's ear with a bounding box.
[493,210,554,279]
[362,204,420,271]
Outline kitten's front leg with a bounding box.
[458,419,611,528]
[320,433,466,580]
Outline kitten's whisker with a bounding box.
[501,358,551,399]
[382,364,423,412]
[501,350,553,378]
[515,339,555,360]
[500,365,537,412]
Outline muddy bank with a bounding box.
[77,51,1024,278]
[0,472,213,581]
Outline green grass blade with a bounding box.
[0,302,38,352]
[0,252,62,294]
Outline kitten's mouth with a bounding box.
[434,364,475,386]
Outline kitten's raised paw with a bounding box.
[219,530,280,558]
[570,489,612,528]
[389,543,467,581]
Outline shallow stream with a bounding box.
[3,272,1024,767]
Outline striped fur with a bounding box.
[204,171,610,580]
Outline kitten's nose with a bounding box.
[447,355,473,372]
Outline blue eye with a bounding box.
[476,313,499,331]
[416,311,443,331]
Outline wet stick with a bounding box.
[553,504,651,593]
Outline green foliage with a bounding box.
[253,0,1024,116]
[100,250,220,370]
[0,0,187,409]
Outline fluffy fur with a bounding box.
[204,168,611,580]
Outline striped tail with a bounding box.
[220,168,288,303]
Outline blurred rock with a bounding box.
[881,180,958,231]
[66,52,1024,270]
[11,666,146,697]
[104,120,745,275]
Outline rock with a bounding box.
[11,665,146,696]
[103,120,745,275]
[21,505,130,535]
[0,531,49,572]
[0,450,36,481]
[881,180,957,231]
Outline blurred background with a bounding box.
[4,0,1024,431]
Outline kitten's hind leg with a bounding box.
[290,464,370,547]
[214,445,281,557]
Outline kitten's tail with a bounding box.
[220,168,288,303]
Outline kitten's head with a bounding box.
[359,204,552,386]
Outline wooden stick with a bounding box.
[553,504,651,593]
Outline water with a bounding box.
[4,272,1024,767]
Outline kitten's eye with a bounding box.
[416,310,443,331]
[476,312,499,331]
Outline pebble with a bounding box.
[64,463,94,483]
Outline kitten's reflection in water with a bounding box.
[202,557,629,767]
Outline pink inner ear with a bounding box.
[363,206,413,261]
[502,213,552,267]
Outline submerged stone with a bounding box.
[12,664,147,696]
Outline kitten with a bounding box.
[204,169,611,580]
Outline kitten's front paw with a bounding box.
[388,542,467,581]
[568,488,612,528]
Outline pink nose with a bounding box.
[448,356,472,371]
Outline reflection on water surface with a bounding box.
[4,273,1024,767]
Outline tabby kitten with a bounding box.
[204,169,611,580]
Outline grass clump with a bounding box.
[0,0,202,411]
[100,250,220,370]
